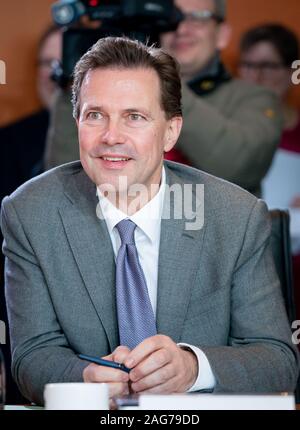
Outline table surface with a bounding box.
[4,404,300,411]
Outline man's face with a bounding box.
[161,0,226,79]
[37,30,62,109]
[239,42,292,98]
[77,67,182,197]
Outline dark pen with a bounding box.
[78,353,131,373]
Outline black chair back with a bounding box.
[269,209,299,402]
[270,209,297,324]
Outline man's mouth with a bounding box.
[172,39,195,50]
[98,155,133,169]
[101,156,131,162]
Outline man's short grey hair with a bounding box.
[72,37,182,120]
[214,0,226,21]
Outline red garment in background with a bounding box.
[164,148,190,165]
[280,115,300,154]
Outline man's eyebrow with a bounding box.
[82,105,153,117]
[123,108,152,117]
[82,105,103,113]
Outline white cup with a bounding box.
[44,383,109,410]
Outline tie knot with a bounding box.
[116,219,136,245]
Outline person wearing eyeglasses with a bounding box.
[0,26,62,204]
[239,24,300,317]
[0,25,62,404]
[160,0,283,197]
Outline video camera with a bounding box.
[51,0,183,87]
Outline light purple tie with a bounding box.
[115,219,157,349]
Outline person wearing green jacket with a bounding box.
[45,0,282,197]
[160,0,283,196]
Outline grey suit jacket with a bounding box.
[1,161,299,405]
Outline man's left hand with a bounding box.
[123,335,198,394]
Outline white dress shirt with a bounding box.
[97,167,216,391]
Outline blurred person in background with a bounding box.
[239,23,300,317]
[45,0,283,197]
[160,0,283,196]
[36,25,62,111]
[0,24,62,404]
[0,25,62,205]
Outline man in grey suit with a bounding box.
[1,37,299,406]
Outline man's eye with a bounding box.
[129,113,145,121]
[87,112,102,120]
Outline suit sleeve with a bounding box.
[178,84,283,193]
[1,197,89,405]
[200,200,299,393]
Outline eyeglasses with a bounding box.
[37,58,61,73]
[239,61,286,73]
[181,10,223,27]
[38,58,56,68]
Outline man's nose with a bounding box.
[101,118,125,146]
[241,66,263,85]
[175,17,192,36]
[250,68,265,85]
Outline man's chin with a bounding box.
[96,174,130,194]
[176,57,200,76]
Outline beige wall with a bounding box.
[0,0,55,126]
[0,0,299,127]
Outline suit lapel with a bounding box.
[59,169,119,351]
[58,164,206,348]
[156,166,207,342]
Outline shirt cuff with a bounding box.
[178,343,216,392]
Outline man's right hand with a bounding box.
[82,346,131,400]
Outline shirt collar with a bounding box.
[188,52,221,84]
[97,167,166,243]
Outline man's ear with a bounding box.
[164,116,183,152]
[216,23,232,51]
